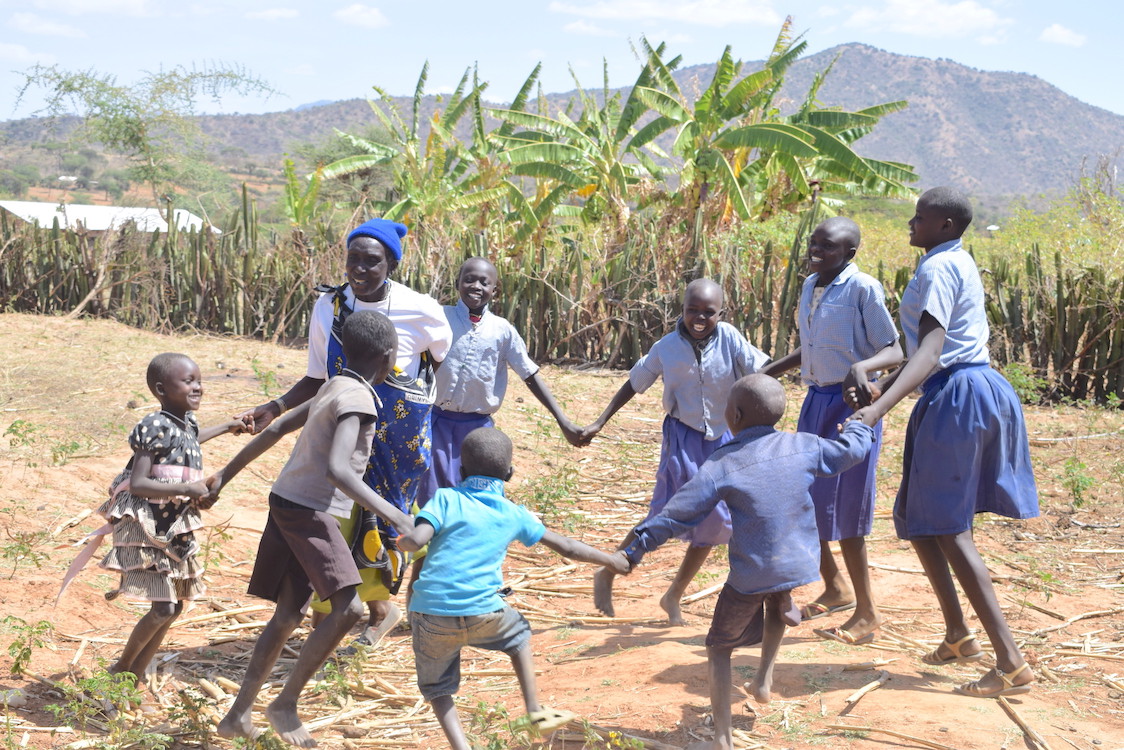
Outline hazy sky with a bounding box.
[1,0,1120,120]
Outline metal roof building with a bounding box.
[0,200,218,233]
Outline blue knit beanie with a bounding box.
[347,218,408,261]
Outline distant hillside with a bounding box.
[4,44,1122,198]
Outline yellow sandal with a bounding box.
[922,633,985,665]
[954,663,1033,698]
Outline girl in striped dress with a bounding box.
[97,352,248,682]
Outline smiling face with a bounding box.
[346,236,396,302]
[155,357,203,417]
[807,218,858,284]
[457,258,498,313]
[681,280,724,340]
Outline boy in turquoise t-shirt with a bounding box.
[398,428,629,749]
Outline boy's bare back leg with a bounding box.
[431,695,472,750]
[509,644,542,715]
[593,532,632,617]
[266,586,364,747]
[661,545,711,626]
[834,536,881,640]
[748,600,786,705]
[686,645,734,750]
[217,578,309,742]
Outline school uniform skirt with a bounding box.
[646,416,732,547]
[421,407,494,506]
[797,384,883,541]
[894,363,1039,539]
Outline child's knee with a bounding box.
[330,589,365,625]
[150,601,179,621]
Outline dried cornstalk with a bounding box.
[997,696,1054,750]
[823,724,960,750]
[843,670,889,707]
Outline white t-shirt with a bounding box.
[306,280,453,381]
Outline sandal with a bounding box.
[813,626,876,646]
[799,601,856,621]
[513,708,577,736]
[922,633,985,666]
[954,664,1034,698]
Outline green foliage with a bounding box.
[465,701,535,750]
[3,616,52,676]
[47,671,173,749]
[17,62,274,201]
[1003,362,1048,404]
[516,466,579,529]
[250,357,280,398]
[1062,457,1095,508]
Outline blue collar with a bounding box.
[460,475,506,495]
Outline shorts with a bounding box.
[248,493,362,613]
[410,606,532,700]
[705,584,793,650]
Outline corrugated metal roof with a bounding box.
[0,200,218,233]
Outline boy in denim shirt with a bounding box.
[624,374,873,749]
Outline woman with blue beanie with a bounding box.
[244,218,452,650]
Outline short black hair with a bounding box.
[146,352,194,395]
[729,373,786,428]
[820,216,861,248]
[919,186,973,234]
[458,256,497,281]
[341,310,397,362]
[460,427,513,480]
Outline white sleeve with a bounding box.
[306,293,333,379]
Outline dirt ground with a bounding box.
[0,312,1121,750]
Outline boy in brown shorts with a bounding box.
[206,310,413,748]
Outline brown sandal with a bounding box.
[922,633,985,665]
[954,663,1033,698]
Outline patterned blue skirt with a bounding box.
[797,384,883,540]
[646,416,732,547]
[894,363,1039,539]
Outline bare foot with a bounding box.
[659,590,685,626]
[745,679,771,705]
[593,567,616,617]
[216,710,259,740]
[266,699,317,747]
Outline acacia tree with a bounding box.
[17,63,274,205]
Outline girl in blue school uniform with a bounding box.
[849,186,1039,698]
[765,216,903,647]
[583,278,771,625]
[421,256,583,505]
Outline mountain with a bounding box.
[4,44,1122,198]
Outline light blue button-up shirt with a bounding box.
[629,321,770,440]
[433,301,539,415]
[899,239,990,373]
[798,262,899,387]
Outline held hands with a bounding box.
[559,418,592,448]
[194,472,225,510]
[575,421,604,446]
[605,550,631,576]
[238,401,280,436]
[844,404,882,428]
[226,414,255,435]
[842,364,881,409]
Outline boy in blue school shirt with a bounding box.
[584,278,771,624]
[398,427,629,750]
[421,257,584,506]
[623,374,873,750]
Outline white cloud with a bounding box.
[549,0,781,27]
[0,42,55,64]
[8,11,86,37]
[843,0,1011,40]
[1040,23,1085,47]
[246,8,299,21]
[564,19,617,36]
[31,0,152,15]
[332,4,388,29]
[285,63,315,76]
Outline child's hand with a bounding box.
[182,480,210,500]
[558,419,588,448]
[606,550,631,576]
[228,414,254,434]
[844,405,881,428]
[194,489,219,510]
[576,423,602,445]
